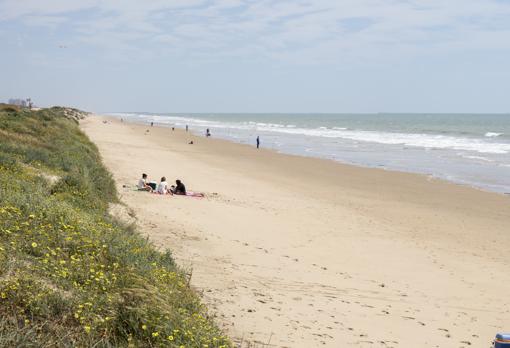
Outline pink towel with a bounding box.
[185,191,205,198]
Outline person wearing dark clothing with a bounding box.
[172,179,187,195]
[206,128,211,137]
[256,136,260,149]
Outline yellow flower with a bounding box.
[24,319,30,324]
[141,324,147,330]
[152,332,159,337]
[31,242,38,248]
[167,335,174,341]
[84,326,91,333]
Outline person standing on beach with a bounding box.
[151,122,154,127]
[256,136,260,149]
[206,128,211,137]
[186,125,188,132]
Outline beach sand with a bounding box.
[81,115,510,348]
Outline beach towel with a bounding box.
[185,191,205,198]
[149,191,205,198]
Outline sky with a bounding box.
[1,0,510,113]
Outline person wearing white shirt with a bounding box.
[138,173,152,192]
[156,177,172,195]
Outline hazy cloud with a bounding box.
[1,0,510,112]
[2,0,509,64]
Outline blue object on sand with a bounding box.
[495,333,510,347]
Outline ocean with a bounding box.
[109,112,510,194]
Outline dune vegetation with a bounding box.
[0,106,230,347]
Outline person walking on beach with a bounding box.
[256,136,260,149]
[186,125,188,132]
[206,128,211,137]
[151,122,154,127]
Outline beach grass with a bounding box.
[0,106,231,347]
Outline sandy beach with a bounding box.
[81,115,510,348]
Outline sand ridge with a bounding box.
[81,115,510,348]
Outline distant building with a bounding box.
[8,98,33,108]
[8,98,27,107]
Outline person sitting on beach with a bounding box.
[171,179,187,195]
[138,173,152,192]
[156,177,173,195]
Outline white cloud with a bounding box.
[1,0,510,65]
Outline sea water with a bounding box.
[110,112,510,194]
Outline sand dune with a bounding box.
[81,115,510,348]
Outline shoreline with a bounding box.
[111,115,510,196]
[82,114,510,347]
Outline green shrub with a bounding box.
[0,108,231,347]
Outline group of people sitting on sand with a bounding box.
[138,173,186,195]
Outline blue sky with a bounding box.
[1,0,510,113]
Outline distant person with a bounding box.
[172,127,175,131]
[121,118,123,122]
[186,125,189,132]
[206,128,211,137]
[171,179,187,195]
[189,140,194,145]
[138,173,152,192]
[256,136,260,149]
[156,177,172,195]
[151,122,154,127]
